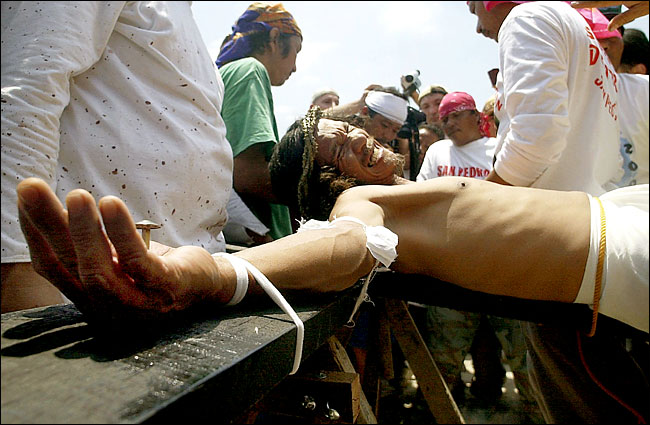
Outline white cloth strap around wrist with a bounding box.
[212,252,304,375]
[213,252,249,306]
[297,216,399,325]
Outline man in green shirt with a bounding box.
[217,3,302,240]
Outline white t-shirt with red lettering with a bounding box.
[492,1,622,196]
[416,137,497,181]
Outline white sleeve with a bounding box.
[223,190,270,245]
[1,2,124,262]
[493,10,571,186]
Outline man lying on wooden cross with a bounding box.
[14,105,649,421]
[15,106,647,335]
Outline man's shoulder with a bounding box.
[427,139,453,154]
[509,1,570,17]
[619,73,649,88]
[619,73,649,117]
[483,136,498,147]
[220,57,269,81]
[454,136,497,149]
[422,139,453,163]
[429,139,453,149]
[619,73,649,103]
[503,1,576,34]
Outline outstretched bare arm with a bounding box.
[16,178,376,327]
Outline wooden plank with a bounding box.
[382,298,465,424]
[371,272,643,338]
[326,337,378,424]
[371,271,593,325]
[377,312,394,381]
[1,289,359,424]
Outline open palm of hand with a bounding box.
[17,178,222,330]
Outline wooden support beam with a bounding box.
[382,298,465,424]
[326,337,378,424]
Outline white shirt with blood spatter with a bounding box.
[2,1,233,262]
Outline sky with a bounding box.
[191,1,650,135]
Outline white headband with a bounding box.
[365,91,408,125]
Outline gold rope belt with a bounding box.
[587,196,606,337]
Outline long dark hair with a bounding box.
[269,108,365,220]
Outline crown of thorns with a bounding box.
[297,105,323,215]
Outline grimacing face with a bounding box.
[315,118,403,185]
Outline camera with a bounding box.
[401,70,421,97]
[397,106,427,180]
[397,106,427,139]
[397,70,426,179]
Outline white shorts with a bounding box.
[574,184,649,333]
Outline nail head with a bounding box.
[135,220,161,230]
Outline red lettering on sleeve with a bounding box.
[589,44,600,65]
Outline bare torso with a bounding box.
[331,177,591,302]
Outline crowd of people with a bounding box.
[2,1,648,423]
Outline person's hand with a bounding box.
[360,84,382,103]
[571,1,649,31]
[400,76,413,93]
[16,178,233,330]
[245,228,274,246]
[400,72,421,94]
